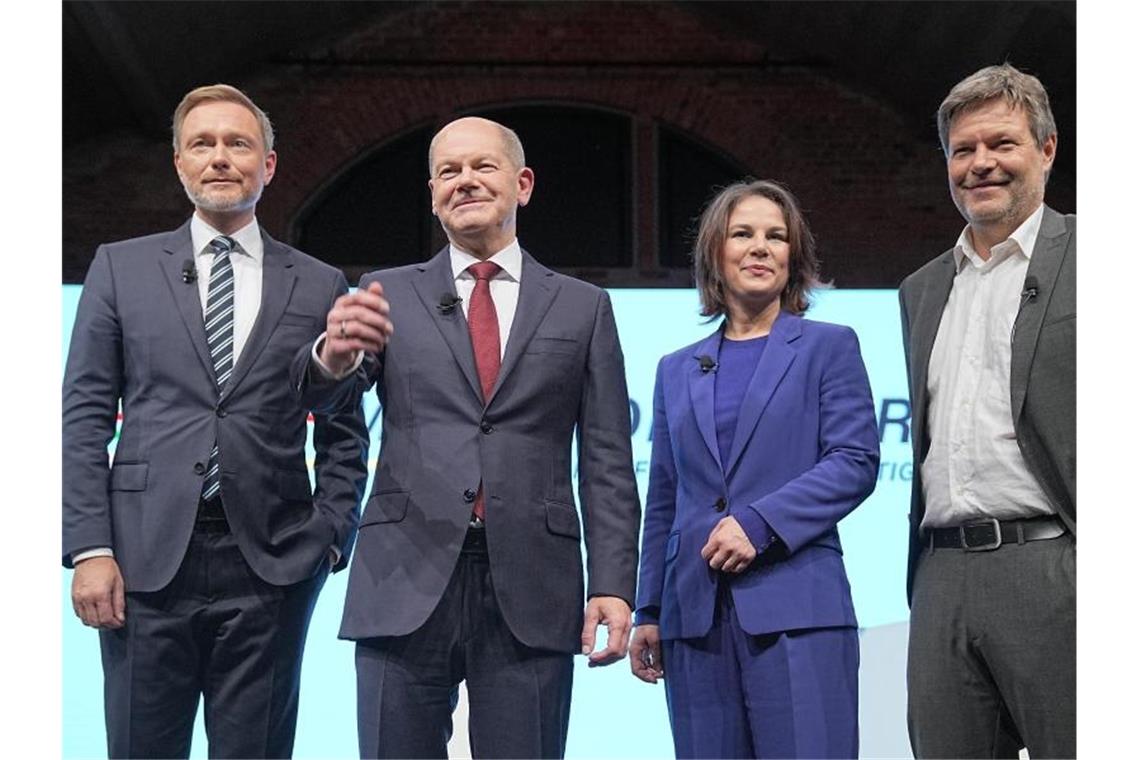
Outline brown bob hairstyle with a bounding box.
[692,179,823,318]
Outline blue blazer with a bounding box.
[635,311,879,640]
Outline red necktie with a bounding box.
[467,261,501,521]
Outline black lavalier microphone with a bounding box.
[181,260,197,284]
[697,355,718,374]
[1021,276,1039,302]
[438,294,463,314]
[1012,276,1041,345]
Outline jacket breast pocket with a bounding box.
[361,489,410,526]
[278,311,319,329]
[525,337,579,356]
[110,462,148,491]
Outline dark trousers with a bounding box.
[355,528,574,759]
[907,532,1076,758]
[100,522,328,759]
[662,585,859,759]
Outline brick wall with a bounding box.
[63,1,1075,287]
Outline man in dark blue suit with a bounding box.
[63,84,371,758]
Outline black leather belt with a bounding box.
[195,496,230,533]
[926,515,1066,551]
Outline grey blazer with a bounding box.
[328,248,641,653]
[63,221,369,590]
[898,206,1076,600]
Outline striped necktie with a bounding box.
[201,235,236,501]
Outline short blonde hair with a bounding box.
[172,84,275,153]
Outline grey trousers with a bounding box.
[907,531,1075,758]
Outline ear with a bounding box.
[428,178,438,216]
[515,167,535,207]
[262,150,278,186]
[173,151,186,184]
[1040,133,1057,173]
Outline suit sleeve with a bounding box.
[62,247,122,566]
[291,271,375,414]
[633,357,676,626]
[307,270,370,572]
[743,327,880,554]
[575,290,641,606]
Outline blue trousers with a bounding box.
[662,587,859,759]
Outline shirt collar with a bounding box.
[190,214,264,263]
[952,203,1044,272]
[449,239,523,282]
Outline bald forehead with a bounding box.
[428,117,524,173]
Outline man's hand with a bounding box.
[581,595,632,667]
[700,515,757,574]
[629,624,664,684]
[319,281,393,376]
[71,556,126,629]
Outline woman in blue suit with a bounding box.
[629,180,880,759]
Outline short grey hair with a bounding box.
[937,63,1056,155]
[428,118,526,174]
[172,84,275,153]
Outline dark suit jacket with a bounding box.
[635,313,880,640]
[898,206,1076,600]
[63,220,368,591]
[324,248,640,653]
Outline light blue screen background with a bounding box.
[62,286,913,758]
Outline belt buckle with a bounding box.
[960,518,1002,551]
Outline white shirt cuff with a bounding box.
[72,547,114,564]
[310,332,364,381]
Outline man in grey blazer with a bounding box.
[64,84,369,758]
[899,64,1075,758]
[309,116,641,758]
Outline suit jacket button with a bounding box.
[194,462,206,475]
[463,488,477,503]
[216,407,227,418]
[714,497,727,512]
[480,421,493,434]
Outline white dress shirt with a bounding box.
[921,204,1054,529]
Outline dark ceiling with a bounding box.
[63,1,1077,183]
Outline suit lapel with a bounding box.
[686,329,725,471]
[159,222,215,380]
[490,250,560,405]
[410,248,483,403]
[910,251,957,448]
[1010,207,1070,421]
[723,312,799,477]
[221,231,297,402]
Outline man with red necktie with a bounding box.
[304,116,641,758]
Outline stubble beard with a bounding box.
[182,181,262,215]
